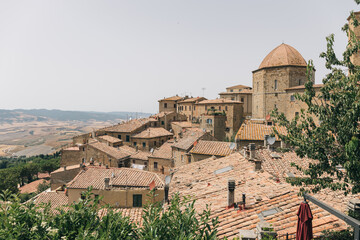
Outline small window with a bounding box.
[188,157,191,164]
[154,141,157,146]
[82,147,85,152]
[82,158,85,163]
[164,103,167,108]
[133,160,135,164]
[134,142,137,146]
[299,79,301,85]
[142,142,146,148]
[161,121,164,125]
[219,106,221,110]
[118,135,121,139]
[133,194,142,207]
[185,106,187,111]
[231,97,235,100]
[154,162,158,169]
[189,106,191,110]
[275,93,278,97]
[275,80,278,90]
[225,106,228,111]
[194,106,196,110]
[211,106,215,110]
[230,89,233,92]
[205,106,207,110]
[241,98,244,102]
[174,104,176,108]
[126,135,130,142]
[274,104,277,109]
[290,95,295,101]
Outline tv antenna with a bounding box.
[201,88,206,97]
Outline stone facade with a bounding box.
[148,156,172,175]
[86,144,130,168]
[199,114,226,141]
[219,85,252,117]
[158,95,185,113]
[349,12,360,66]
[196,99,243,139]
[50,165,82,190]
[60,146,86,167]
[131,135,172,151]
[177,97,207,122]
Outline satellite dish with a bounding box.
[229,142,236,150]
[265,114,271,121]
[165,175,171,185]
[266,136,276,145]
[150,148,154,153]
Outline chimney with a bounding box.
[249,143,256,160]
[104,178,110,189]
[254,160,262,171]
[264,135,269,147]
[228,179,235,207]
[242,193,246,209]
[243,146,247,158]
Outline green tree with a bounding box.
[272,1,360,195]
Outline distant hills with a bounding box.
[0,109,153,123]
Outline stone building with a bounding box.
[60,146,86,167]
[171,121,194,138]
[158,95,185,113]
[66,166,165,208]
[150,111,187,130]
[235,120,287,148]
[251,43,315,120]
[177,97,207,122]
[131,127,173,151]
[219,85,252,117]
[172,129,216,167]
[199,114,226,141]
[348,11,360,66]
[97,135,123,147]
[86,141,132,168]
[148,140,174,175]
[50,164,83,190]
[189,140,235,162]
[101,118,157,146]
[195,99,244,139]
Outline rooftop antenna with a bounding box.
[201,88,206,97]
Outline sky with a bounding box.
[0,0,358,114]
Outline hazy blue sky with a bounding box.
[0,0,358,113]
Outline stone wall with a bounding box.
[50,166,82,190]
[60,147,86,167]
[131,136,172,151]
[148,156,172,175]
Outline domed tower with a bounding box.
[252,43,312,120]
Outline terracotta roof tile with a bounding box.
[33,191,68,213]
[189,140,235,156]
[285,84,324,90]
[158,96,183,101]
[150,140,174,159]
[171,121,193,128]
[236,122,287,141]
[98,135,122,144]
[89,141,130,159]
[150,111,174,118]
[172,130,206,151]
[132,127,173,139]
[19,179,49,194]
[170,153,358,239]
[197,99,242,104]
[103,118,151,133]
[67,167,165,190]
[178,97,207,103]
[226,84,252,90]
[130,150,151,161]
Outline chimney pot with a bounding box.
[228,179,235,207]
[249,143,256,160]
[104,178,110,189]
[255,160,262,171]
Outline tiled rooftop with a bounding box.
[197,99,242,105]
[103,118,151,133]
[170,153,358,239]
[89,141,131,160]
[132,127,173,139]
[189,140,235,156]
[158,96,183,101]
[33,191,69,214]
[98,135,122,143]
[172,130,206,151]
[226,84,252,90]
[63,146,80,151]
[19,179,49,194]
[178,97,207,103]
[236,121,287,141]
[130,150,151,161]
[171,121,193,128]
[67,167,165,190]
[150,140,174,159]
[150,111,174,119]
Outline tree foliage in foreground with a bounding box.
[0,189,219,240]
[272,1,360,195]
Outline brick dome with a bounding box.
[258,43,307,70]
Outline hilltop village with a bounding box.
[25,13,360,240]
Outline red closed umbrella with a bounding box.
[296,202,313,240]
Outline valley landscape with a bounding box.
[0,109,151,157]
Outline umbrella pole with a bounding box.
[304,194,360,240]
